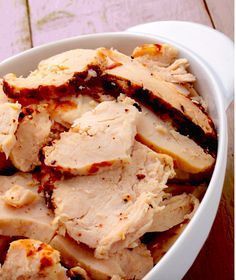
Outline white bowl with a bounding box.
[0,31,232,280]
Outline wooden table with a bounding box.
[0,1,233,279]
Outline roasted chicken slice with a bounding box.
[0,102,21,158]
[10,105,52,172]
[50,235,153,280]
[149,193,199,232]
[132,43,178,66]
[3,49,103,101]
[0,239,68,280]
[137,106,215,173]
[132,44,195,83]
[52,141,174,258]
[47,95,98,128]
[99,48,216,145]
[3,47,216,151]
[44,98,140,175]
[0,173,56,243]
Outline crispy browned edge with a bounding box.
[3,64,217,154]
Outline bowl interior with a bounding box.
[0,32,224,279]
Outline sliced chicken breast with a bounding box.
[44,98,140,175]
[99,48,216,140]
[131,43,179,66]
[50,235,153,280]
[0,173,56,243]
[10,106,52,172]
[149,193,199,232]
[137,107,215,173]
[0,239,68,280]
[0,102,21,158]
[3,49,102,101]
[132,44,195,83]
[3,47,216,149]
[52,141,174,258]
[48,95,98,127]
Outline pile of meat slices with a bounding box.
[0,44,216,280]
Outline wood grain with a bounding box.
[206,0,234,39]
[28,0,212,46]
[0,0,31,62]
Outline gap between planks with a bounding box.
[26,0,33,48]
[202,0,216,28]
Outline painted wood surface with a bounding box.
[28,0,212,46]
[206,0,234,39]
[0,1,234,279]
[0,0,31,61]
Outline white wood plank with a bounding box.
[206,0,234,39]
[0,0,31,62]
[28,0,212,46]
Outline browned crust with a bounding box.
[88,161,113,174]
[2,63,217,153]
[3,66,102,106]
[101,75,217,154]
[34,163,63,210]
[3,79,75,105]
[132,43,162,58]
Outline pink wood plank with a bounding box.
[28,0,212,46]
[206,0,234,39]
[0,0,31,62]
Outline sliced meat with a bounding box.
[132,44,196,96]
[150,58,196,83]
[161,58,196,82]
[0,102,21,158]
[50,235,153,280]
[48,95,98,127]
[99,48,216,144]
[149,193,199,232]
[3,47,216,149]
[52,141,174,258]
[44,98,140,175]
[3,49,102,101]
[132,44,195,83]
[3,185,37,208]
[137,107,215,173]
[132,43,179,66]
[10,106,52,172]
[0,239,68,280]
[0,173,56,243]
